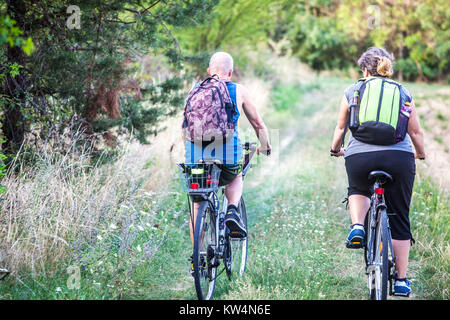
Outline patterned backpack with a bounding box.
[182,75,236,143]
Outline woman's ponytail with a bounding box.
[376,56,393,77]
[357,47,394,78]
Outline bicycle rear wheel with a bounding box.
[193,201,217,300]
[369,208,389,300]
[227,197,248,279]
[379,209,390,299]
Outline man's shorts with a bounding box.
[218,163,242,186]
[190,163,242,203]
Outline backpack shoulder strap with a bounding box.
[341,79,368,147]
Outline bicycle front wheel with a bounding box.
[193,201,217,300]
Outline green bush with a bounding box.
[395,58,419,81]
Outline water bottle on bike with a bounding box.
[395,101,412,142]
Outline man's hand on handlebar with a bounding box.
[257,145,272,156]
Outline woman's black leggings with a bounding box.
[345,150,416,240]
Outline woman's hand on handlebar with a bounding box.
[330,148,345,157]
[414,151,426,160]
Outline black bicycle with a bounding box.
[363,170,397,300]
[178,142,257,300]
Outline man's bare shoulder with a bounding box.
[234,83,249,99]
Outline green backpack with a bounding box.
[348,76,409,146]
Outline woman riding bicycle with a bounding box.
[330,47,426,297]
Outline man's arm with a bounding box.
[238,84,271,155]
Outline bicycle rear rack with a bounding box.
[178,163,221,195]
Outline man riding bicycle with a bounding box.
[182,52,271,248]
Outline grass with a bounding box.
[0,75,448,300]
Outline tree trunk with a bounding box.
[398,41,404,82]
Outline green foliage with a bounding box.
[334,0,449,81]
[0,13,36,195]
[395,58,418,82]
[176,0,276,75]
[223,0,449,81]
[286,11,352,71]
[0,15,34,54]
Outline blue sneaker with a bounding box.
[346,224,365,249]
[393,278,411,297]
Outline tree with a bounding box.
[286,0,354,71]
[176,0,277,75]
[0,0,218,152]
[270,0,449,81]
[0,10,34,194]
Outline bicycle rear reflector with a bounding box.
[190,183,199,189]
[375,188,384,195]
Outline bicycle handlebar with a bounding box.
[242,142,258,178]
[244,142,257,151]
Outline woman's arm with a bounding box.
[407,99,426,159]
[330,95,350,156]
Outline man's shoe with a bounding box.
[393,278,411,297]
[224,205,247,238]
[346,224,365,249]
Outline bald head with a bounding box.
[208,52,233,79]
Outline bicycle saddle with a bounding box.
[368,170,393,184]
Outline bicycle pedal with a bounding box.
[393,292,410,298]
[346,240,364,249]
[229,230,246,239]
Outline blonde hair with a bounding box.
[357,47,394,77]
[376,56,393,77]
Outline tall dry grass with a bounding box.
[0,137,154,277]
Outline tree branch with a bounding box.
[124,0,161,15]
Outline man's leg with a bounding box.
[225,173,243,207]
[189,201,201,246]
[223,173,246,238]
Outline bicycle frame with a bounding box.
[210,143,256,271]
